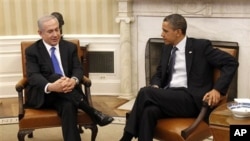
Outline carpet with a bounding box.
[0,117,212,141]
[0,116,127,140]
[0,116,125,125]
[117,98,135,110]
[0,118,155,141]
[0,122,212,141]
[0,122,127,141]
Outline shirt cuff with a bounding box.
[44,83,52,94]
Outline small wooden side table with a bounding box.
[209,102,250,141]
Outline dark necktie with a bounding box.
[50,47,63,75]
[164,47,178,89]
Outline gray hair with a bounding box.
[37,15,58,31]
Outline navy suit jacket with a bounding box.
[151,37,239,109]
[25,39,84,108]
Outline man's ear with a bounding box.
[38,30,42,36]
[176,29,182,37]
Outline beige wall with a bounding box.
[0,0,119,35]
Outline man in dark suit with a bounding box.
[25,15,113,141]
[120,14,239,141]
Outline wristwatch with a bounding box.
[71,77,79,85]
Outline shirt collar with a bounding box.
[42,40,59,52]
[175,36,187,52]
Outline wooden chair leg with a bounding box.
[18,129,34,141]
[83,124,98,141]
[28,132,33,138]
[90,125,98,141]
[78,125,84,133]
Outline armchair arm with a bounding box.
[15,77,28,92]
[81,75,93,106]
[181,94,228,139]
[181,101,209,139]
[82,75,91,87]
[15,78,28,120]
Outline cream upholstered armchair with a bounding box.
[15,39,98,141]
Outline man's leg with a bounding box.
[138,105,163,141]
[53,99,81,141]
[120,87,198,141]
[54,89,114,126]
[121,87,155,140]
[78,100,114,126]
[120,104,163,141]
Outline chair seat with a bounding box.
[19,108,93,129]
[154,118,212,141]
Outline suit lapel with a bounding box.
[162,44,173,79]
[38,41,54,71]
[59,41,68,75]
[185,38,193,77]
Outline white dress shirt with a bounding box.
[169,36,188,88]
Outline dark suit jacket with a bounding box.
[151,37,239,109]
[25,39,84,108]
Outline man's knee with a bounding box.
[62,102,77,114]
[137,87,158,101]
[143,105,162,118]
[138,87,153,96]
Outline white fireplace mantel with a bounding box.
[132,0,250,17]
[124,0,250,99]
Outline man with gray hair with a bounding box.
[25,15,113,141]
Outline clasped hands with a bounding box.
[48,76,77,93]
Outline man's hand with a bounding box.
[202,89,221,107]
[47,77,65,93]
[60,77,76,93]
[47,77,76,93]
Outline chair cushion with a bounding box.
[154,118,211,141]
[19,108,93,129]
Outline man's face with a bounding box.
[38,19,61,46]
[161,21,180,46]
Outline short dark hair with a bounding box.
[163,14,187,35]
[51,12,64,27]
